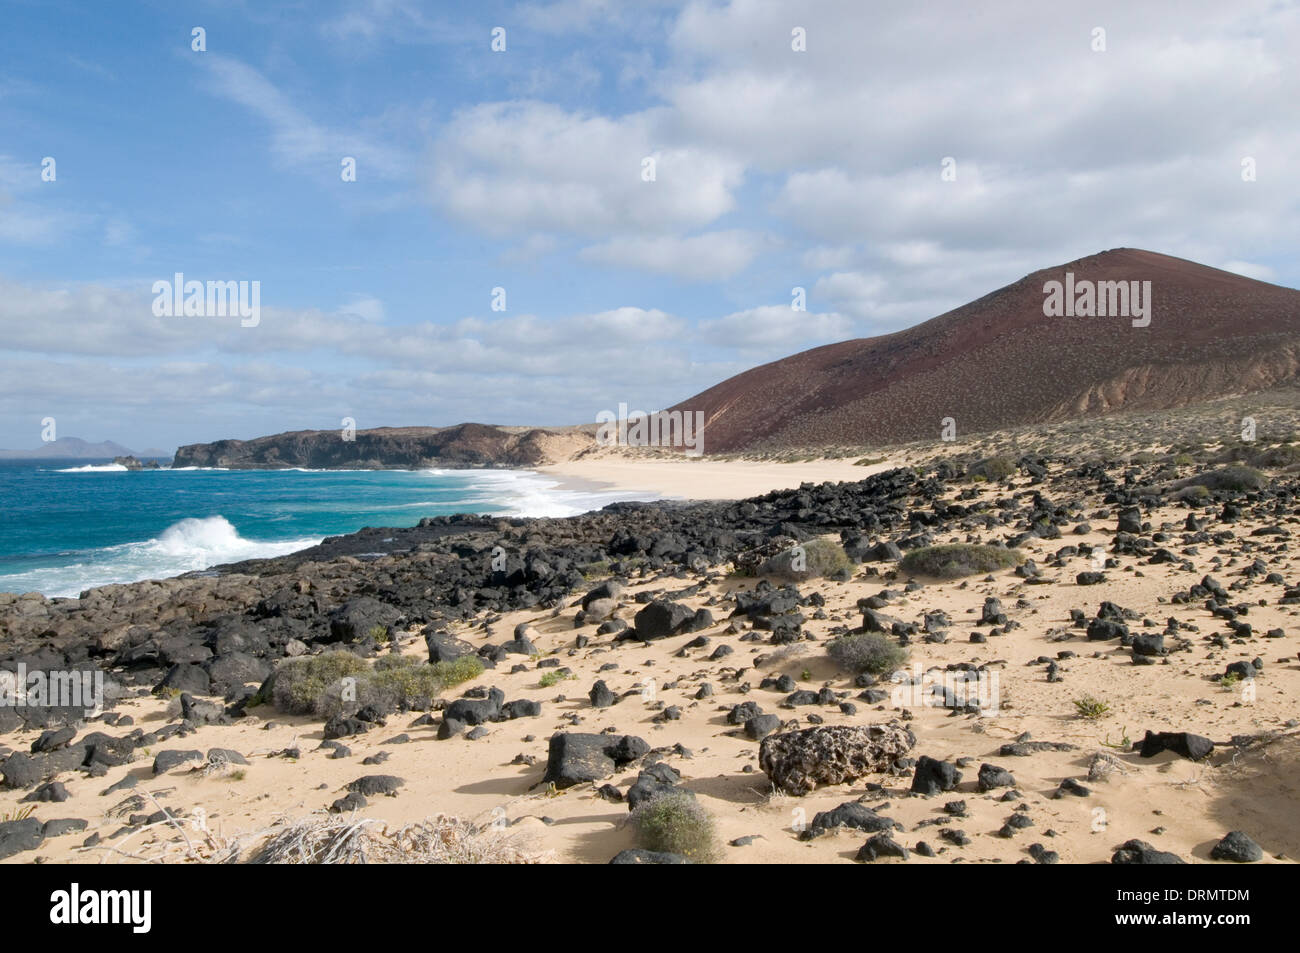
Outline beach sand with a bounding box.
[540,455,896,501]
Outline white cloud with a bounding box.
[197,56,409,179]
[812,272,887,322]
[698,304,853,355]
[579,230,767,280]
[1221,260,1276,282]
[428,101,744,237]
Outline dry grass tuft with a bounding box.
[245,813,550,865]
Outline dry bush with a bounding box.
[245,813,549,864]
[827,632,908,675]
[628,792,720,863]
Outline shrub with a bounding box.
[270,651,368,716]
[246,813,547,864]
[539,669,574,688]
[1073,696,1110,719]
[629,792,719,863]
[1248,444,1300,468]
[827,632,908,676]
[266,650,483,718]
[899,543,1022,579]
[430,655,486,688]
[1177,466,1266,493]
[758,537,853,581]
[966,456,1016,481]
[362,655,445,712]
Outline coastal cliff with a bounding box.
[172,423,592,470]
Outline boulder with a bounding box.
[1138,731,1213,761]
[759,723,915,795]
[542,732,648,789]
[633,600,695,640]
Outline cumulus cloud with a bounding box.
[428,101,744,237]
[579,230,768,280]
[698,304,854,355]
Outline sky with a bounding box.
[1,0,1297,451]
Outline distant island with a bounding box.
[0,437,173,461]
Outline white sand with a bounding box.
[540,455,897,501]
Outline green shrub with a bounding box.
[266,650,483,718]
[629,792,719,863]
[899,543,1022,579]
[539,669,574,688]
[363,655,444,712]
[758,537,853,581]
[966,456,1016,481]
[430,655,486,688]
[1073,696,1110,719]
[270,651,368,715]
[827,632,908,675]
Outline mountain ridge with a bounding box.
[671,248,1300,451]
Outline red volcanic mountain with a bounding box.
[674,249,1300,451]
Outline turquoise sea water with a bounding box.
[0,460,636,598]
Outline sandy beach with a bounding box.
[540,455,897,501]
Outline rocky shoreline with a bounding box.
[2,453,1298,863]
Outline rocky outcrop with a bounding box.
[172,423,591,470]
[112,456,159,470]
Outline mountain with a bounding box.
[673,249,1300,452]
[172,423,590,469]
[0,437,138,460]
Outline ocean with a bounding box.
[0,460,641,598]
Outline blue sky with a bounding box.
[1,0,1297,450]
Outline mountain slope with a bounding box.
[672,249,1300,451]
